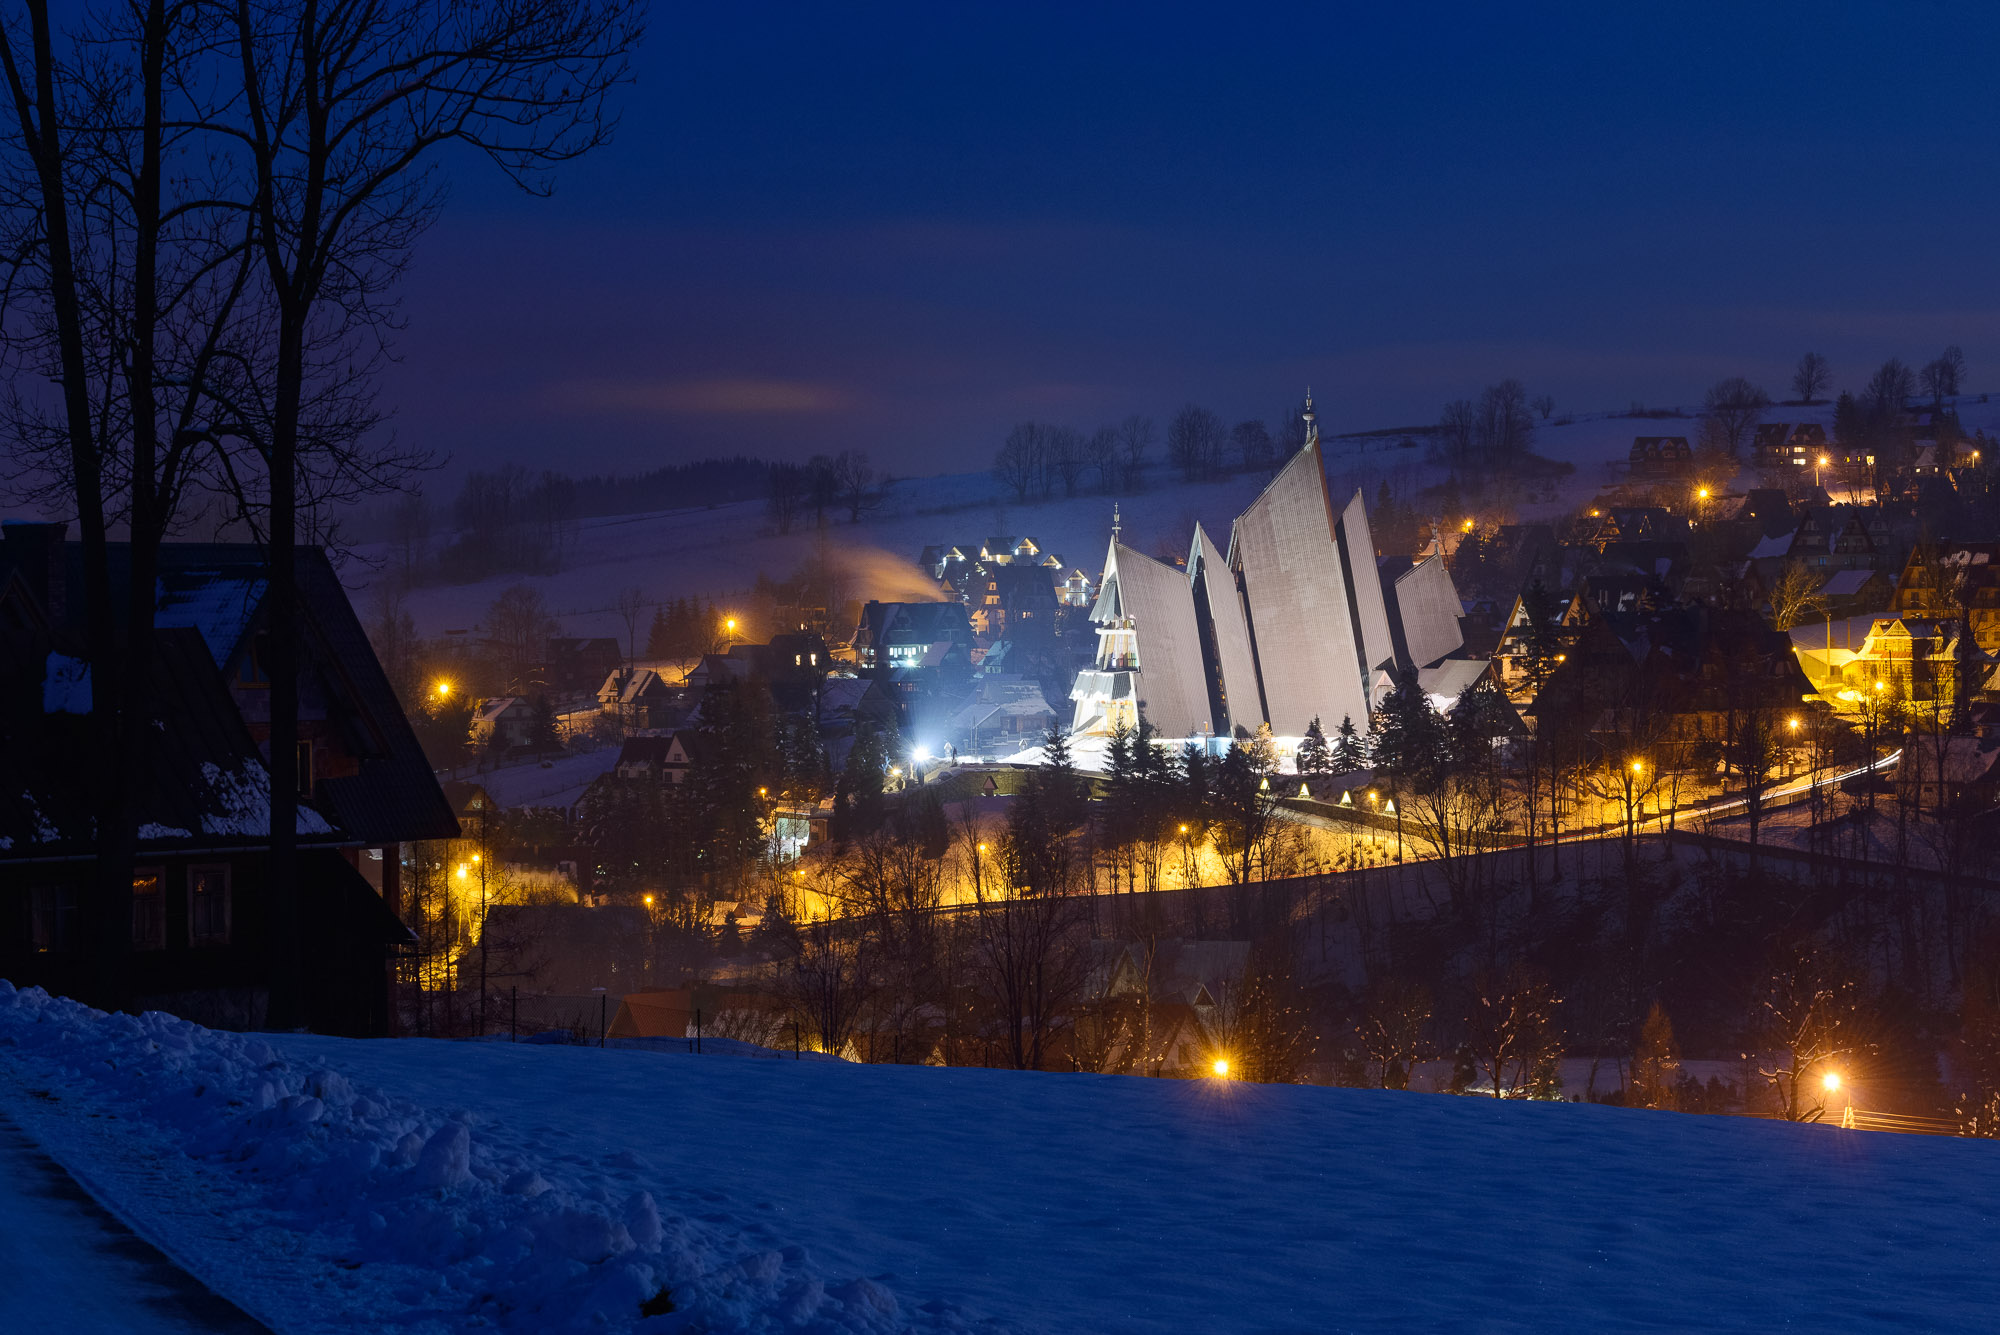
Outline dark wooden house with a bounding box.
[0,527,457,1035]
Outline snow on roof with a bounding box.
[154,570,266,666]
[1749,530,1796,562]
[197,761,333,837]
[1817,569,1874,597]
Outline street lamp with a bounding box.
[1822,1070,1842,1093]
[1211,1057,1231,1079]
[433,679,452,699]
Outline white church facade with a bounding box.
[1070,395,1468,742]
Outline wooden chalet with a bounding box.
[0,526,457,1035]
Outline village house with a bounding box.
[0,524,456,1036]
[470,696,540,751]
[851,600,976,676]
[1628,435,1693,477]
[597,665,681,730]
[1889,539,2000,651]
[1751,422,1829,469]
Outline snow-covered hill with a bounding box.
[348,430,1436,643]
[3,982,1995,1334]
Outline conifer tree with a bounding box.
[1630,1001,1681,1110]
[1333,714,1368,770]
[1296,716,1334,779]
[644,606,672,659]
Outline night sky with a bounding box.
[392,2,2000,482]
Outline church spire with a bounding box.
[1111,502,1122,543]
[1302,388,1318,448]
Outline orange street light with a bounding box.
[1788,717,1800,731]
[1461,518,1474,533]
[1630,760,1644,773]
[1211,1057,1231,1078]
[1822,1070,1842,1093]
[434,679,453,698]
[1697,486,1710,500]
[642,893,655,907]
[1177,824,1189,835]
[977,842,988,853]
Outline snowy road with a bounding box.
[0,1104,264,1333]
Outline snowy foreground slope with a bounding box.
[2,985,1996,1334]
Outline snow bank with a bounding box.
[0,983,976,1334]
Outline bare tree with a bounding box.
[613,587,645,666]
[1866,358,1915,413]
[1530,393,1555,421]
[1436,398,1477,466]
[1760,947,1866,1122]
[1476,379,1534,465]
[1699,377,1770,457]
[1768,558,1826,632]
[1046,426,1087,496]
[766,461,806,534]
[993,422,1043,502]
[1464,966,1563,1098]
[487,583,557,691]
[1117,413,1154,488]
[1921,347,1967,407]
[1167,403,1225,481]
[1791,351,1831,404]
[1084,425,1119,492]
[227,0,641,1025]
[1357,976,1431,1089]
[1231,419,1274,472]
[833,449,879,522]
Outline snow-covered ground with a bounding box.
[347,427,1439,642]
[4,981,1998,1333]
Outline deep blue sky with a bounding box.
[388,1,2000,482]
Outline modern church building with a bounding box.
[1071,396,1469,741]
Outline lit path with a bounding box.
[1272,750,1904,861]
[0,1105,266,1334]
[1600,747,1902,840]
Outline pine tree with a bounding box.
[1296,716,1333,779]
[644,606,672,659]
[1630,1001,1681,1110]
[1332,714,1368,770]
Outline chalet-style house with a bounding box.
[613,729,700,784]
[1628,435,1693,477]
[851,600,976,676]
[1751,422,1829,469]
[1891,540,2000,651]
[0,524,456,1035]
[597,665,681,729]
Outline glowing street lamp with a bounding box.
[433,679,453,699]
[642,893,655,907]
[1822,1070,1842,1093]
[1211,1057,1231,1079]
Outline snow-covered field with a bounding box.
[3,981,1997,1333]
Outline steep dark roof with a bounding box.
[0,627,336,855]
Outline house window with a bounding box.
[189,865,231,946]
[132,869,165,950]
[29,886,77,953]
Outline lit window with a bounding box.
[132,869,165,950]
[189,866,231,947]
